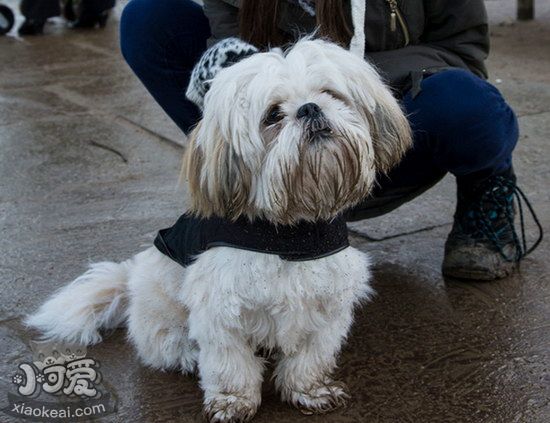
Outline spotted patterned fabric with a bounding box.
[185,37,259,110]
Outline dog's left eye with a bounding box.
[264,105,284,126]
[322,89,349,105]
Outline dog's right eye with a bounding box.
[264,105,284,126]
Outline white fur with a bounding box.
[25,261,130,345]
[26,39,412,422]
[27,245,371,419]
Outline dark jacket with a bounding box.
[202,0,490,93]
[154,213,350,267]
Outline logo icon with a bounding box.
[2,340,117,421]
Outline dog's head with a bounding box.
[185,39,412,224]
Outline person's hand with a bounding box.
[186,38,259,110]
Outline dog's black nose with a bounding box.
[296,103,322,120]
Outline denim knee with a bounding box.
[120,0,210,72]
[405,69,518,176]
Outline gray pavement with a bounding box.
[0,1,549,422]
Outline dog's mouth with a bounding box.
[307,130,333,144]
[304,119,334,143]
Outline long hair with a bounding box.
[239,0,353,49]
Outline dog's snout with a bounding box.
[296,103,322,120]
[297,103,331,140]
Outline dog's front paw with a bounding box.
[203,393,259,423]
[283,380,350,415]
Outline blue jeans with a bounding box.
[120,0,518,220]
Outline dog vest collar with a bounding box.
[154,213,349,267]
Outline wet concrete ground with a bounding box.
[1,1,549,422]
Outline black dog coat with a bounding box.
[154,213,350,267]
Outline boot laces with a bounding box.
[463,176,543,262]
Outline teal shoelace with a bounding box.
[461,176,543,262]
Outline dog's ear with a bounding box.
[184,122,252,220]
[344,67,412,174]
[365,87,412,174]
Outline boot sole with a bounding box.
[442,264,515,281]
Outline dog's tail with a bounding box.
[25,260,132,345]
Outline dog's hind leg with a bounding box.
[126,248,198,374]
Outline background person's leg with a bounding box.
[72,0,116,27]
[120,0,211,134]
[80,0,116,16]
[19,0,61,35]
[20,0,60,21]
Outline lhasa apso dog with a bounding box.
[26,39,411,422]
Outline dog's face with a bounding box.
[185,39,412,224]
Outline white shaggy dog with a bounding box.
[26,39,411,422]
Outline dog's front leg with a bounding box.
[274,304,353,414]
[190,310,263,423]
